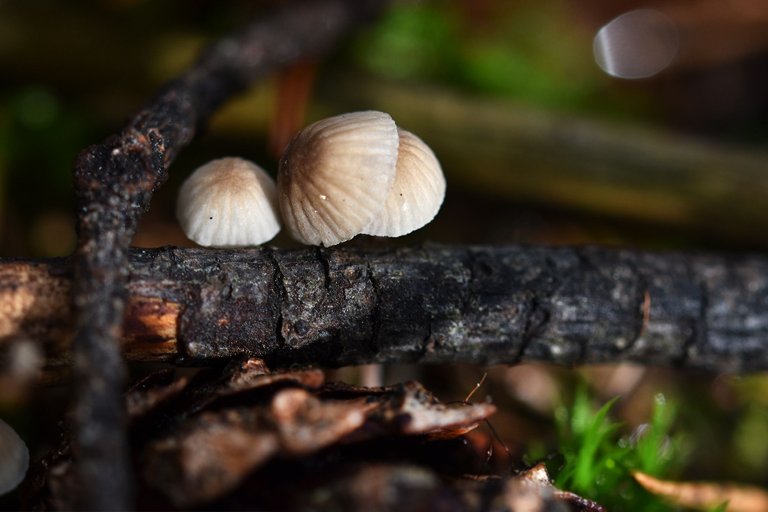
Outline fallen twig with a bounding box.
[2,244,767,373]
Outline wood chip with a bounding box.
[633,471,768,512]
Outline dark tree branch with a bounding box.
[69,1,389,509]
[4,244,767,373]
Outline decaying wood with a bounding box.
[67,1,390,509]
[3,244,768,373]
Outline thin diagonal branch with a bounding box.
[69,1,389,509]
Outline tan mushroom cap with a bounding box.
[176,157,281,248]
[278,111,399,246]
[363,128,445,237]
[0,419,28,496]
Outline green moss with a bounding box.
[545,385,687,510]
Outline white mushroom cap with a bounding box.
[362,128,445,237]
[0,419,28,495]
[176,157,281,247]
[277,111,399,246]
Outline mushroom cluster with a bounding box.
[176,111,444,248]
[278,111,445,246]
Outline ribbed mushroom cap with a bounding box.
[0,419,28,496]
[277,111,399,246]
[363,128,445,237]
[176,157,281,247]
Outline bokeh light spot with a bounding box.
[593,9,679,80]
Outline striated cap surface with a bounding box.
[363,128,445,238]
[176,157,281,247]
[278,111,399,246]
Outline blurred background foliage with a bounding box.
[2,0,768,257]
[0,0,767,509]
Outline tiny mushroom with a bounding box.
[277,111,399,246]
[176,157,281,247]
[362,128,446,238]
[278,111,445,246]
[0,419,28,496]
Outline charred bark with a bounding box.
[68,1,389,508]
[4,244,767,373]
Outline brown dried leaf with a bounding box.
[220,357,325,395]
[633,471,768,512]
[271,388,377,454]
[141,392,374,506]
[371,381,496,437]
[148,360,325,419]
[42,366,510,509]
[143,409,279,507]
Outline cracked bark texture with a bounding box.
[4,244,767,373]
[68,1,389,509]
